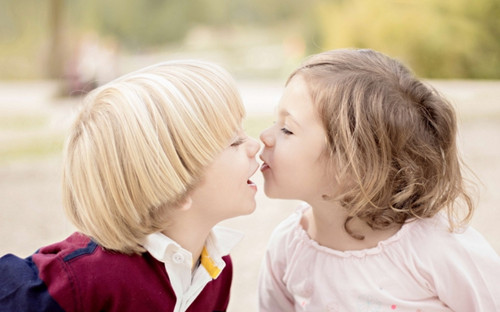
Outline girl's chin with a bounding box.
[264,186,302,201]
[263,185,285,199]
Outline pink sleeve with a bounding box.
[258,222,295,311]
[420,227,500,311]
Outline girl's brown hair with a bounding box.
[290,49,474,236]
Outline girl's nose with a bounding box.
[259,127,275,147]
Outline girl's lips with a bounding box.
[260,163,270,172]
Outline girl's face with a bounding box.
[260,75,334,202]
[190,128,260,221]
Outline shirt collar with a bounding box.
[143,226,244,276]
[142,227,243,312]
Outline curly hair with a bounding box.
[289,49,474,238]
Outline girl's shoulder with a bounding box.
[410,214,500,263]
[268,203,309,241]
[265,202,310,253]
[269,205,497,261]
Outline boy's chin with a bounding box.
[230,203,257,219]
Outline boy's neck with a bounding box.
[161,215,214,271]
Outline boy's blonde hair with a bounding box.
[290,49,474,235]
[62,60,244,254]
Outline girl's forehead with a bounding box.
[276,88,320,124]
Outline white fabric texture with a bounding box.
[259,204,500,312]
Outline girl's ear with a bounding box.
[178,197,193,211]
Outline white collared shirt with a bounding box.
[143,226,243,312]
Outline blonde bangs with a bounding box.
[62,60,243,253]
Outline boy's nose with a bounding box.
[247,137,260,156]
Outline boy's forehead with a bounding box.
[229,123,244,135]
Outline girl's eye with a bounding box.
[280,128,294,135]
[230,138,246,147]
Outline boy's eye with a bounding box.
[230,138,246,147]
[280,128,294,135]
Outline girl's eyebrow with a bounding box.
[278,109,301,129]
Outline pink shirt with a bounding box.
[259,204,500,311]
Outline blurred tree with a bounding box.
[0,1,50,79]
[47,0,65,79]
[310,0,500,78]
[1,0,498,79]
[70,0,190,48]
[67,0,308,47]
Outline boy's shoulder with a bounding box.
[32,232,175,311]
[0,232,155,311]
[36,232,168,283]
[36,232,98,261]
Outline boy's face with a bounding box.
[259,75,334,202]
[189,129,260,221]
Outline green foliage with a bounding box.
[0,114,64,164]
[68,0,191,47]
[310,0,500,78]
[1,0,498,79]
[0,135,64,164]
[0,115,48,131]
[0,1,50,78]
[66,0,307,49]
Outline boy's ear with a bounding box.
[178,197,193,211]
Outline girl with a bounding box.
[258,49,500,311]
[0,60,260,311]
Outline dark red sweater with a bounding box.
[0,232,232,311]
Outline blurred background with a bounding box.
[2,0,500,83]
[1,0,499,311]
